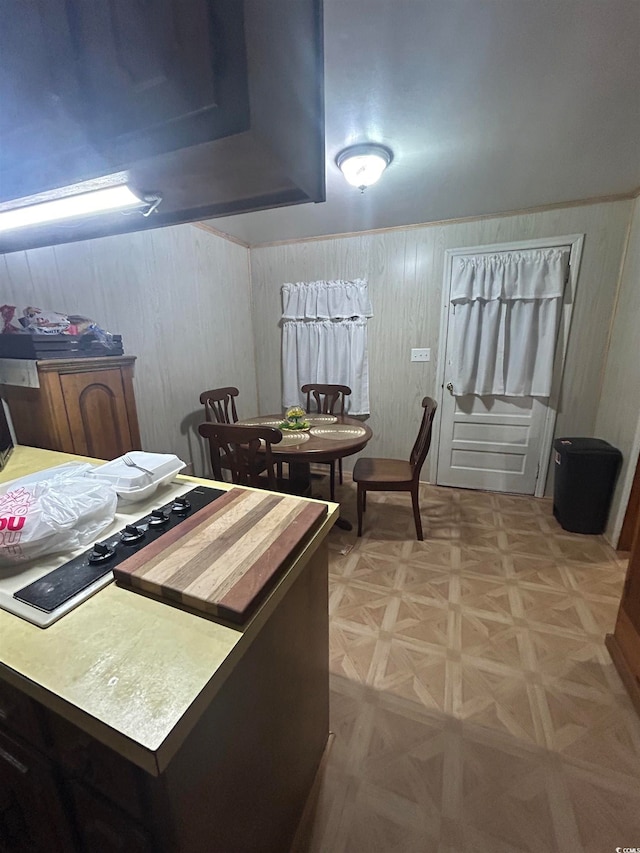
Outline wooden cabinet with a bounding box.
[0,679,47,752]
[0,0,324,255]
[0,0,248,204]
[69,0,222,148]
[1,356,141,460]
[0,0,84,205]
[68,783,154,853]
[0,730,75,853]
[607,514,640,715]
[0,699,156,853]
[47,714,150,824]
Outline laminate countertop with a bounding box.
[0,446,338,774]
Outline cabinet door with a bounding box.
[69,782,154,853]
[0,0,247,201]
[0,680,46,751]
[623,544,640,634]
[70,0,218,143]
[0,0,103,202]
[48,713,148,824]
[60,369,135,460]
[0,730,74,853]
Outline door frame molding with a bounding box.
[434,233,585,498]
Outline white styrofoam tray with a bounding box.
[88,452,186,503]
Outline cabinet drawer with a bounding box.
[0,679,46,750]
[48,713,149,823]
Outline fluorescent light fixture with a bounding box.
[336,143,393,191]
[0,184,148,233]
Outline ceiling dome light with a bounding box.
[336,143,393,191]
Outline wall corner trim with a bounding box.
[193,222,250,249]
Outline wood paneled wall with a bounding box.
[0,224,255,477]
[249,200,633,489]
[595,197,640,543]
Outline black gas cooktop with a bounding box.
[14,485,225,613]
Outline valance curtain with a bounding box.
[451,248,569,397]
[281,279,372,414]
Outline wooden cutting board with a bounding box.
[113,488,327,624]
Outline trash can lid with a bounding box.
[553,437,621,456]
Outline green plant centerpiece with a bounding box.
[280,406,310,430]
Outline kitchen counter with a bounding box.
[0,446,338,777]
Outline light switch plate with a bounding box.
[411,348,431,362]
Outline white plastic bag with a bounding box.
[0,463,118,565]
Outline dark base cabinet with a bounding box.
[0,730,75,853]
[0,678,163,853]
[0,545,329,853]
[69,784,154,853]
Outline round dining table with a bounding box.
[238,414,373,529]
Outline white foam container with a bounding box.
[88,452,185,504]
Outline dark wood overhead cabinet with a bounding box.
[0,0,325,253]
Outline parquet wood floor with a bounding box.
[296,479,640,852]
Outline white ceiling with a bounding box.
[208,0,640,247]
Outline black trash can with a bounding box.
[553,437,622,534]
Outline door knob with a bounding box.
[446,382,454,392]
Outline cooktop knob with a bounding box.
[148,509,170,528]
[171,496,191,514]
[88,542,116,565]
[120,524,146,545]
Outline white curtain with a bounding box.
[451,248,569,396]
[281,279,372,414]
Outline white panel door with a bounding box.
[436,390,548,493]
[434,236,582,496]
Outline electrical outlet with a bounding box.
[411,348,431,362]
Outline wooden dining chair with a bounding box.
[199,387,271,477]
[302,383,351,417]
[199,422,277,488]
[198,422,309,495]
[301,383,352,501]
[352,396,438,540]
[200,387,240,424]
